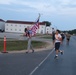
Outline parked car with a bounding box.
[0,28,4,32]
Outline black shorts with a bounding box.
[52,38,55,41]
[52,37,55,41]
[67,38,70,41]
[55,42,60,50]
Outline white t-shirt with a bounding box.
[55,34,62,43]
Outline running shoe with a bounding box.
[54,55,58,59]
[61,51,63,55]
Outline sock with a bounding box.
[56,55,58,56]
[60,51,62,52]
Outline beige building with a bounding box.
[5,20,52,34]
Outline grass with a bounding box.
[41,36,52,39]
[40,35,52,39]
[0,34,52,52]
[0,40,47,51]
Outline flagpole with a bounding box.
[30,13,41,36]
[35,13,41,22]
[38,13,41,19]
[31,13,41,28]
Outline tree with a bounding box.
[43,21,51,26]
[62,29,76,35]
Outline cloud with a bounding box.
[0,0,16,5]
[59,0,71,5]
[0,0,56,14]
[58,7,76,15]
[12,0,57,15]
[0,0,76,16]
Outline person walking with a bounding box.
[61,32,65,44]
[52,28,55,45]
[54,30,63,59]
[66,33,71,45]
[24,27,34,53]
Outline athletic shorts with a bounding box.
[67,38,70,41]
[55,42,60,50]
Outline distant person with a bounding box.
[66,33,71,45]
[24,27,34,53]
[52,28,55,45]
[61,33,65,43]
[54,30,63,59]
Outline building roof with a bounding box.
[6,20,45,25]
[0,19,5,22]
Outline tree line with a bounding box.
[63,29,76,35]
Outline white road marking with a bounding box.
[29,48,55,75]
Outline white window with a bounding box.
[20,25,21,27]
[42,26,43,28]
[15,25,17,26]
[47,28,49,30]
[19,29,21,31]
[15,29,17,31]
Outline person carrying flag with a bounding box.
[24,14,40,53]
[25,26,34,53]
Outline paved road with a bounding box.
[0,35,76,75]
[31,36,76,75]
[0,49,52,75]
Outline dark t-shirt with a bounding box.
[52,32,55,40]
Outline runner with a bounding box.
[66,33,71,45]
[54,30,63,59]
[61,32,65,43]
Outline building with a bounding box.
[5,20,52,34]
[46,26,52,34]
[0,19,5,32]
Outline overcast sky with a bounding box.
[0,0,76,30]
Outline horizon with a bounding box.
[1,18,76,31]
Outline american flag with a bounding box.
[31,14,40,36]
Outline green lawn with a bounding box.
[40,35,52,39]
[0,40,47,51]
[0,34,52,52]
